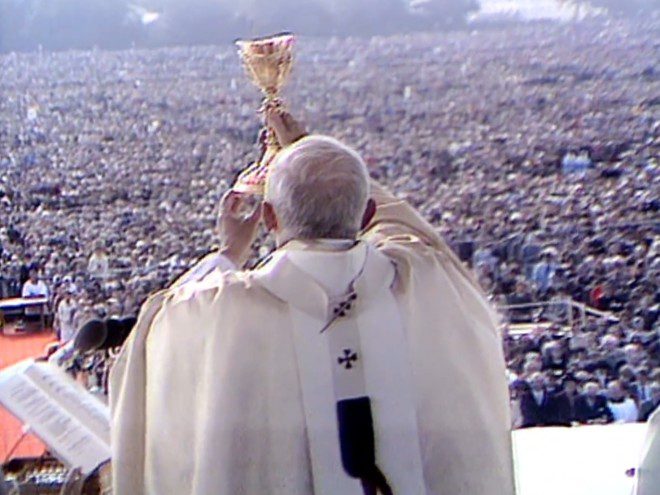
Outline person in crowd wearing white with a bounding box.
[20,269,49,328]
[110,110,515,495]
[88,246,110,279]
[55,290,77,342]
[21,270,48,299]
[606,380,639,423]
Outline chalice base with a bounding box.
[233,137,280,196]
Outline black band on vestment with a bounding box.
[336,397,393,495]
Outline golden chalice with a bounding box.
[233,32,295,195]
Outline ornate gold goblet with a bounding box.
[233,32,295,196]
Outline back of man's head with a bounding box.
[266,135,369,240]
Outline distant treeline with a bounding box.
[0,0,656,53]
[0,0,478,52]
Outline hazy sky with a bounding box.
[0,0,650,53]
[477,0,576,20]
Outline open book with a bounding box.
[0,359,111,475]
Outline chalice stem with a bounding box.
[232,32,295,195]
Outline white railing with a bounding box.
[497,298,618,334]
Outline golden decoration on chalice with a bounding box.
[233,32,295,195]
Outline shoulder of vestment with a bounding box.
[163,268,270,309]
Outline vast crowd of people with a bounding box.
[0,19,658,426]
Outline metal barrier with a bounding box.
[497,298,618,334]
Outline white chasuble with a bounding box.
[110,181,515,495]
[254,241,426,495]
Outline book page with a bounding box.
[0,360,111,475]
[24,361,111,445]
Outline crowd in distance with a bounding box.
[0,19,658,426]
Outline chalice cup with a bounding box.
[233,32,295,196]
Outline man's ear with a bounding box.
[361,198,377,230]
[263,201,279,232]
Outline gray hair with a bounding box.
[265,135,370,240]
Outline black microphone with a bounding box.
[73,317,137,353]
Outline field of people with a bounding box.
[1,18,658,427]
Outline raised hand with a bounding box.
[266,108,307,148]
[217,190,262,267]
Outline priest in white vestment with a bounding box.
[110,110,515,495]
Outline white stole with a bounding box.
[254,241,426,495]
